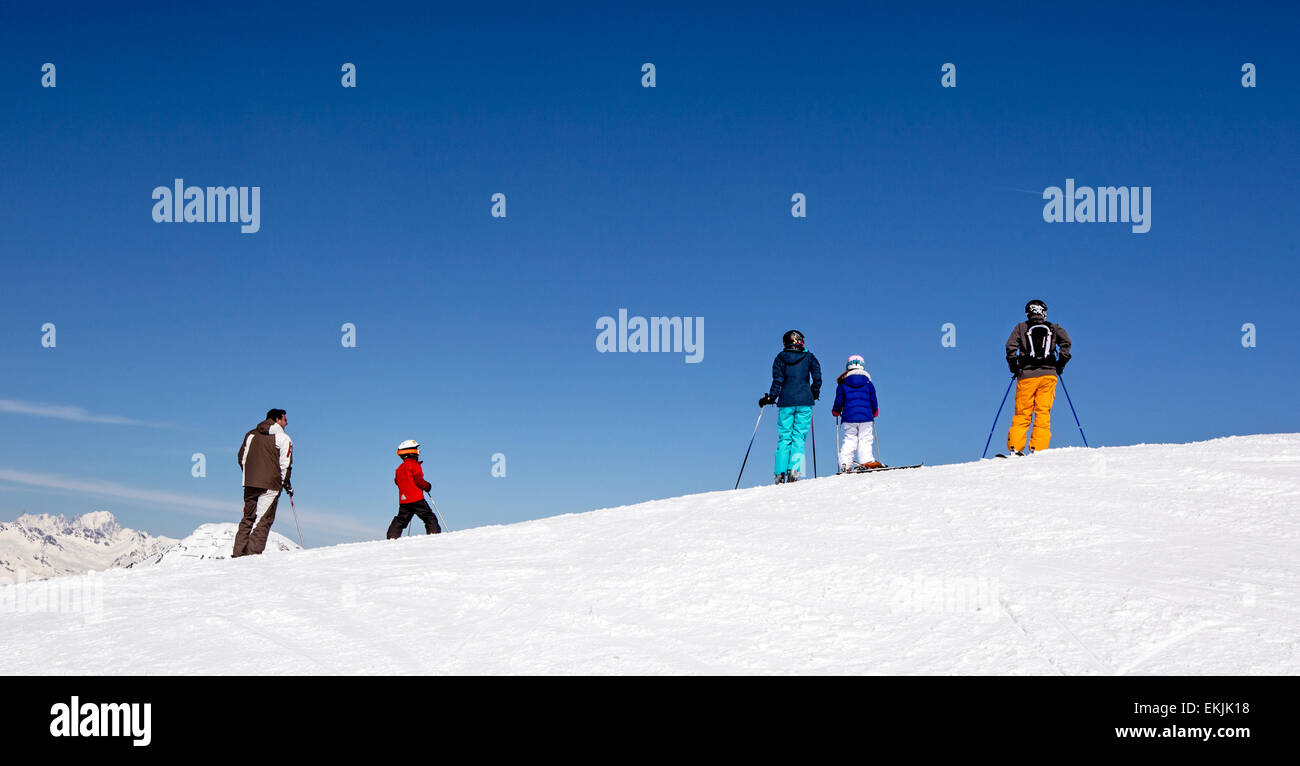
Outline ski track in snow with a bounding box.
[1,434,1297,675]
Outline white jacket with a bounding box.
[267,423,293,481]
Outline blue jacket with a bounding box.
[769,349,822,407]
[832,370,878,423]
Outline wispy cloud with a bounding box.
[0,468,374,541]
[0,399,168,428]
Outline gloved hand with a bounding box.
[1007,357,1020,376]
[283,479,294,498]
[1055,357,1070,375]
[832,410,841,418]
[758,393,776,407]
[812,390,820,401]
[873,410,879,419]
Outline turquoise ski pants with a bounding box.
[774,405,813,476]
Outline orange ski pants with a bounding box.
[1007,375,1058,453]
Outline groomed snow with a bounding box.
[1,435,1297,675]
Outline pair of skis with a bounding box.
[834,416,922,474]
[837,463,924,475]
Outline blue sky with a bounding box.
[1,3,1297,545]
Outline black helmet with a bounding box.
[1025,300,1047,319]
[782,330,805,349]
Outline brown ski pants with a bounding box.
[233,486,281,557]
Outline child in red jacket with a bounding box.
[386,440,442,538]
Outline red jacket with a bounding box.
[394,458,432,503]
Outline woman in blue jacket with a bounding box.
[758,330,822,483]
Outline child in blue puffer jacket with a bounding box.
[831,355,880,472]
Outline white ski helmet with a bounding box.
[397,439,420,457]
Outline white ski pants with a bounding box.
[839,421,875,466]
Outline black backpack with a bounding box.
[1023,321,1056,362]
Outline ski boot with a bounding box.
[861,461,885,470]
[784,470,799,483]
[774,473,786,485]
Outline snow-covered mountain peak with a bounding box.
[77,510,120,532]
[132,522,300,568]
[0,511,175,580]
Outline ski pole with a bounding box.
[981,375,1017,459]
[810,413,817,478]
[873,418,881,464]
[287,491,305,548]
[734,406,767,489]
[1057,376,1089,447]
[429,496,452,532]
[834,416,840,473]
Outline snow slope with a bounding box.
[0,512,175,580]
[1,435,1297,675]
